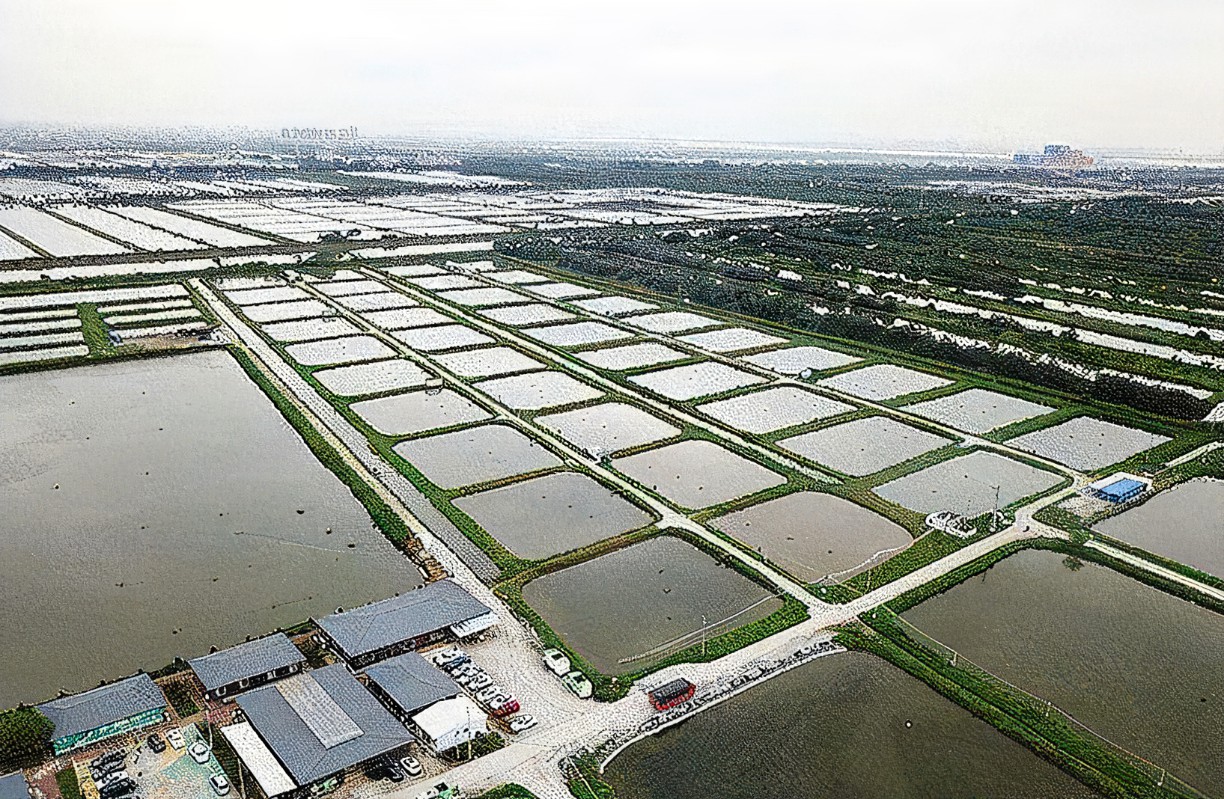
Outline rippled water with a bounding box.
[1094,479,1224,578]
[606,651,1096,798]
[523,535,780,673]
[0,351,419,707]
[903,549,1224,796]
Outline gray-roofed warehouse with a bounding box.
[189,633,306,700]
[235,664,413,789]
[363,653,459,719]
[38,674,166,754]
[314,580,496,668]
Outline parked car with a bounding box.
[508,715,537,733]
[489,697,519,717]
[90,763,123,783]
[562,671,593,700]
[474,686,501,702]
[99,778,136,799]
[94,768,129,783]
[431,648,464,667]
[99,787,136,799]
[165,729,186,751]
[542,648,571,677]
[189,741,211,765]
[91,752,126,772]
[209,775,231,797]
[146,733,166,753]
[399,756,423,779]
[443,654,471,671]
[468,673,493,691]
[364,759,403,783]
[474,689,501,708]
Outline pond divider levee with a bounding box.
[191,278,501,582]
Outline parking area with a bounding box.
[73,724,227,799]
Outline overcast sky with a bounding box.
[1,0,1221,153]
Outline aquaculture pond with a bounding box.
[1093,478,1224,578]
[902,549,1224,796]
[0,351,419,707]
[522,535,780,674]
[605,651,1097,799]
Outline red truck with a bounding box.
[649,678,695,711]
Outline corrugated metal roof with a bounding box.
[1101,477,1145,498]
[189,634,305,692]
[315,580,492,660]
[276,675,363,749]
[221,723,297,797]
[363,653,457,717]
[235,664,412,785]
[38,674,165,740]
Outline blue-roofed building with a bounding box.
[38,674,167,755]
[1086,472,1151,504]
[189,634,306,701]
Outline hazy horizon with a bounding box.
[2,0,1222,154]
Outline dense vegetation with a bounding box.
[0,707,53,771]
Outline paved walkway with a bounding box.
[192,279,501,582]
[1085,540,1224,602]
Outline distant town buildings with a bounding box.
[1013,144,1095,168]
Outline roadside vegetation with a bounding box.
[55,768,82,799]
[0,707,54,771]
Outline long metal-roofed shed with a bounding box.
[1086,472,1151,504]
[363,653,459,721]
[38,674,167,755]
[314,580,497,668]
[189,633,306,700]
[233,663,413,794]
[0,772,30,799]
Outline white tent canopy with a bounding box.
[410,696,486,753]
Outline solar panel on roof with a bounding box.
[276,675,363,748]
